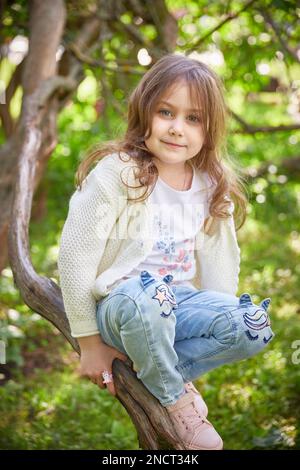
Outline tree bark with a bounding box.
[0,2,101,273]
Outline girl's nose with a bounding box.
[170,119,184,135]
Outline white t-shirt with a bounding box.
[107,161,214,290]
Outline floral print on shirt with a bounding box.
[154,216,194,277]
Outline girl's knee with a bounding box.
[243,326,275,358]
[211,311,236,346]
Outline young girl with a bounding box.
[58,53,275,450]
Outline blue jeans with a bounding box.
[96,270,275,407]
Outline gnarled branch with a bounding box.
[5,0,188,451]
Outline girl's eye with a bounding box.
[189,115,201,123]
[158,109,172,117]
[158,109,201,123]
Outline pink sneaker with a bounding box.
[184,382,208,417]
[166,390,223,450]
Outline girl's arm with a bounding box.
[77,334,128,396]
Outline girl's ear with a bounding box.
[204,216,219,236]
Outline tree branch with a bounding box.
[244,155,300,179]
[230,109,300,134]
[144,0,178,52]
[68,42,144,75]
[185,0,258,52]
[22,0,66,96]
[260,9,299,63]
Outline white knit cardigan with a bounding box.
[58,152,241,338]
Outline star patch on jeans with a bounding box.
[152,283,177,318]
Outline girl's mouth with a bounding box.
[162,141,186,148]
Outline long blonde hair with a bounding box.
[75,53,248,230]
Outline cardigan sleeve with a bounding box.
[196,201,241,296]
[57,159,127,338]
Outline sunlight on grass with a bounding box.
[276,302,299,320]
[262,350,287,371]
[254,417,297,448]
[288,231,300,255]
[219,383,254,410]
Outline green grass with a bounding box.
[0,363,139,450]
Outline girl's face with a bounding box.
[145,81,204,168]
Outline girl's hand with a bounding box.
[77,335,128,396]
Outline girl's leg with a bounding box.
[172,286,275,383]
[96,271,186,407]
[96,270,274,406]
